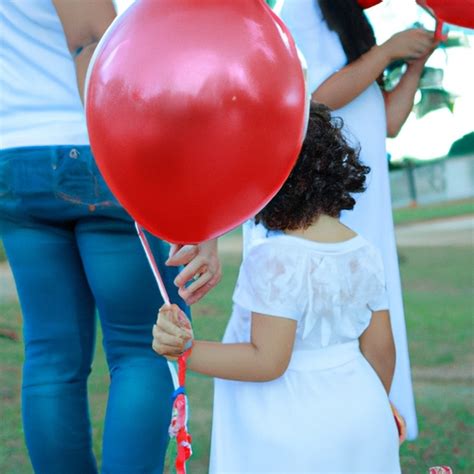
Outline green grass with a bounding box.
[1,248,472,473]
[0,302,29,474]
[0,242,5,263]
[393,199,474,226]
[397,247,474,368]
[396,247,474,473]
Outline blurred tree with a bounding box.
[414,88,456,118]
[448,132,474,156]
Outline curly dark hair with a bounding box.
[255,103,369,231]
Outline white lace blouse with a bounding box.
[233,233,389,351]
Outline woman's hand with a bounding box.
[380,28,436,63]
[166,238,222,305]
[405,42,438,75]
[152,304,193,361]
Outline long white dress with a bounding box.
[211,234,401,473]
[271,0,417,439]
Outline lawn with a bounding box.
[1,244,472,473]
[393,199,473,226]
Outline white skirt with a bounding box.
[210,341,401,473]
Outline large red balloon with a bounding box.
[417,0,474,29]
[86,0,306,244]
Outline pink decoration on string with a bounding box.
[429,467,453,474]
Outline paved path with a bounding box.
[395,215,473,247]
[1,215,472,303]
[0,262,15,302]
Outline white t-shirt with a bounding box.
[0,0,89,149]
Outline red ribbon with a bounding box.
[171,349,192,474]
[134,225,193,473]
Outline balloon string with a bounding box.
[135,222,171,305]
[416,2,447,41]
[434,19,445,41]
[135,223,193,472]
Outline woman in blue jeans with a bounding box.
[0,1,220,473]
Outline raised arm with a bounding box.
[152,304,297,382]
[359,309,396,393]
[383,49,436,137]
[312,29,435,111]
[52,0,116,100]
[312,43,387,109]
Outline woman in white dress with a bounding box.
[262,0,438,439]
[153,104,401,473]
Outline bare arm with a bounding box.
[312,44,388,109]
[312,29,435,111]
[383,51,435,137]
[359,309,395,393]
[152,304,297,382]
[53,0,116,100]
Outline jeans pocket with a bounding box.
[54,148,119,208]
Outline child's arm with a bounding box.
[359,309,396,393]
[153,304,297,382]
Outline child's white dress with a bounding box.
[210,234,401,474]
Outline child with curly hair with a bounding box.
[153,103,401,473]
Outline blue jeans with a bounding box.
[0,146,189,474]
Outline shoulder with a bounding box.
[239,236,308,290]
[357,239,385,269]
[279,0,346,91]
[280,0,324,29]
[354,241,389,310]
[349,238,387,286]
[235,237,305,320]
[244,235,305,268]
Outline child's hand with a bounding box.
[152,304,193,361]
[390,402,407,445]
